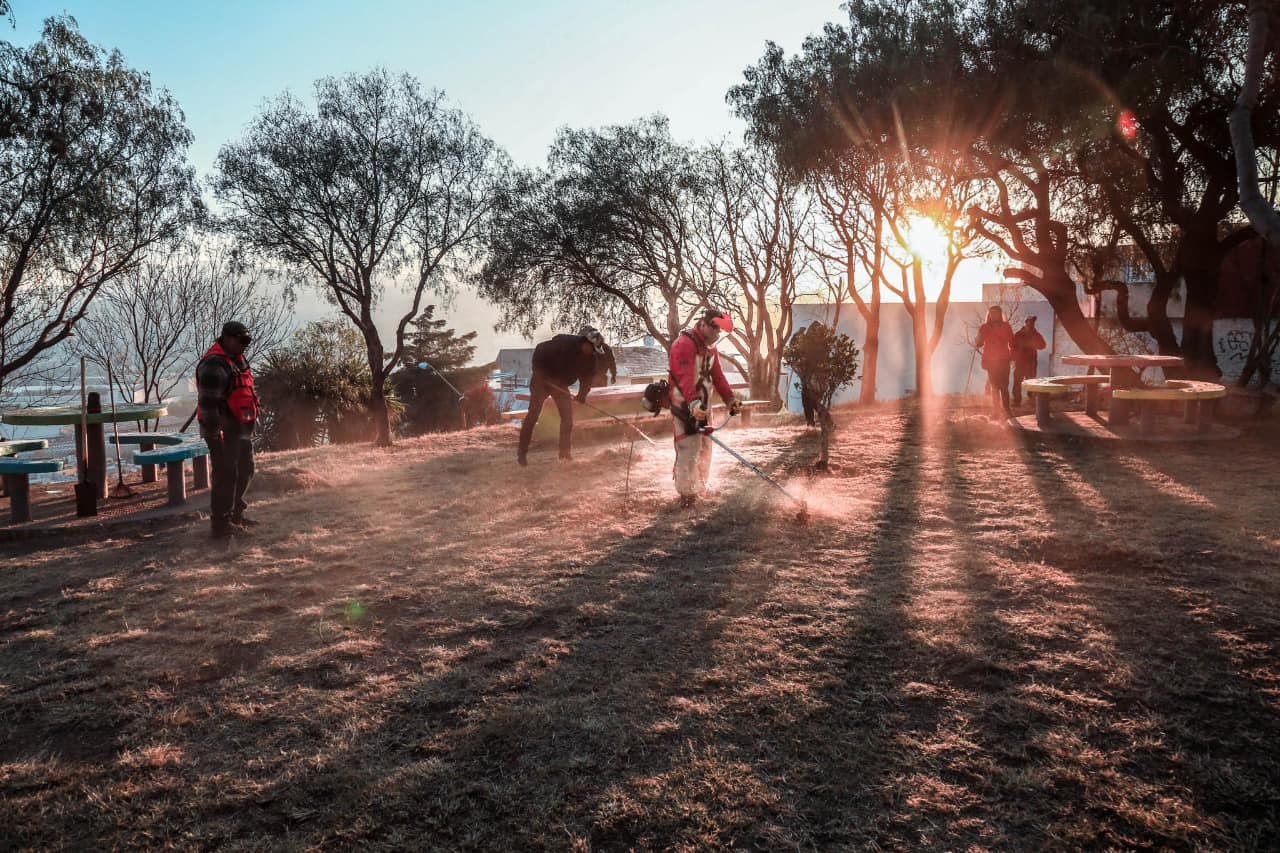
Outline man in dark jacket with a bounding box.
[1011,315,1047,406]
[196,321,261,539]
[790,322,823,427]
[517,327,615,466]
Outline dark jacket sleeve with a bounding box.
[575,355,595,403]
[196,356,233,437]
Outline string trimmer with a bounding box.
[700,410,809,522]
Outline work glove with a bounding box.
[690,400,709,422]
[728,394,744,416]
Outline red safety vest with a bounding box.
[198,342,260,425]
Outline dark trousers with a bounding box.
[800,387,817,427]
[518,372,574,460]
[985,359,1012,415]
[208,436,254,523]
[1012,359,1037,406]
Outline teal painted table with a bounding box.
[1,402,167,499]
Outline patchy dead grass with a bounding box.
[2,407,1279,849]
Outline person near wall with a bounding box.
[668,309,743,507]
[974,306,1016,419]
[789,321,822,427]
[1010,315,1047,407]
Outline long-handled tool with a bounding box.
[74,356,98,517]
[417,361,467,430]
[544,380,659,446]
[700,411,808,521]
[106,359,135,498]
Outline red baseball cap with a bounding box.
[704,309,734,334]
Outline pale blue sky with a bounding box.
[9,0,849,357]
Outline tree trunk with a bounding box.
[1038,274,1113,356]
[1178,234,1224,379]
[1146,272,1183,357]
[363,328,393,447]
[748,351,779,403]
[859,290,880,404]
[815,402,832,469]
[910,260,932,399]
[1232,0,1280,247]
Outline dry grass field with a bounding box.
[3,404,1279,849]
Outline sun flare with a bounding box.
[904,214,952,265]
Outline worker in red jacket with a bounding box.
[974,306,1016,418]
[1011,315,1047,407]
[668,309,743,507]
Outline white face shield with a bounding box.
[585,330,606,355]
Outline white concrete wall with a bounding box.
[784,297,1056,406]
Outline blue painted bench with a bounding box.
[0,440,49,500]
[0,458,65,523]
[111,433,185,483]
[0,439,49,457]
[132,439,210,506]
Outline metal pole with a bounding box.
[700,412,807,509]
[79,357,88,482]
[106,359,134,497]
[417,361,467,430]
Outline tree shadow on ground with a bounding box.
[1014,435,1280,847]
[188,442,822,849]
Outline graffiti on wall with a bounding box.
[1214,319,1280,381]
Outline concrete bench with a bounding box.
[1022,376,1113,425]
[0,440,49,499]
[1112,380,1228,436]
[0,439,49,457]
[132,440,210,506]
[111,433,186,483]
[0,458,65,523]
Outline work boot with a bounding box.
[231,514,259,528]
[211,520,235,540]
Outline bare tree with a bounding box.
[806,151,885,405]
[696,143,811,401]
[76,240,294,427]
[0,17,199,407]
[215,70,504,446]
[479,116,709,349]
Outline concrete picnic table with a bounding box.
[1,402,167,500]
[1060,354,1184,426]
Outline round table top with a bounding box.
[0,403,168,426]
[1061,354,1184,369]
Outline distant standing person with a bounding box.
[790,322,822,427]
[669,309,743,507]
[974,306,1015,419]
[1011,315,1047,407]
[517,327,615,466]
[197,321,261,539]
